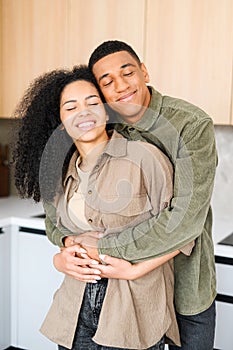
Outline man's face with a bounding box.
[92,51,151,123]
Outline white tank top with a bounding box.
[68,160,93,230]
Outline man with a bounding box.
[45,40,217,350]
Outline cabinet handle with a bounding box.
[216,293,233,304]
[19,226,46,235]
[215,255,233,266]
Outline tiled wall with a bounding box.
[0,119,233,207]
[212,125,233,219]
[0,119,17,195]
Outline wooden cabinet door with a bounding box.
[144,0,233,125]
[0,0,69,118]
[0,0,146,118]
[67,0,145,68]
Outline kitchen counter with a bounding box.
[0,195,233,258]
[0,196,45,230]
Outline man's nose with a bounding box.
[114,77,129,92]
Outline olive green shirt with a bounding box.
[45,87,217,315]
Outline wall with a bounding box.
[0,119,233,208]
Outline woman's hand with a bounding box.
[63,232,102,261]
[53,245,102,283]
[73,231,102,261]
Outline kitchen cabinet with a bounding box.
[0,0,145,118]
[214,255,233,350]
[1,0,233,124]
[144,0,233,125]
[0,0,69,118]
[10,225,62,350]
[67,0,145,67]
[0,225,11,350]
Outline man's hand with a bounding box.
[90,255,138,280]
[53,245,102,283]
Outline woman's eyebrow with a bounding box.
[62,99,77,107]
[85,94,99,101]
[62,95,99,107]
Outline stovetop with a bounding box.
[218,232,233,246]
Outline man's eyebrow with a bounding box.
[98,63,136,83]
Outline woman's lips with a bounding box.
[76,120,96,131]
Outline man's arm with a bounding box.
[44,118,216,263]
[98,118,217,262]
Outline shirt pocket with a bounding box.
[98,194,153,232]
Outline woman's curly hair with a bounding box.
[12,65,104,203]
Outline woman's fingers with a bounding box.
[64,263,102,283]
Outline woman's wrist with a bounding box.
[63,236,75,247]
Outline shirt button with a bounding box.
[88,190,92,195]
[128,127,134,132]
[95,165,99,169]
[88,218,93,223]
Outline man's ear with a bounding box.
[140,63,150,83]
[106,114,109,121]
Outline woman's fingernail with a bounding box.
[91,260,99,264]
[95,276,101,280]
[99,254,105,261]
[79,248,87,253]
[94,270,101,274]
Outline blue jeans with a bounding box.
[169,300,216,350]
[58,278,165,350]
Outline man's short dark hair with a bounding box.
[88,40,141,71]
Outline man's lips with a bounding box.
[117,91,136,102]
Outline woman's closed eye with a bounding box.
[66,106,76,111]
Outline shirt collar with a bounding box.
[63,130,127,185]
[115,86,163,132]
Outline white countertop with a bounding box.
[0,196,45,230]
[0,195,232,258]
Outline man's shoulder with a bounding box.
[150,86,212,123]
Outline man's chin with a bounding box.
[109,102,146,121]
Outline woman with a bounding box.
[12,65,192,350]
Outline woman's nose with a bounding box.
[78,107,90,118]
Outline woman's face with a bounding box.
[60,80,108,143]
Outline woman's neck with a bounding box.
[75,136,109,172]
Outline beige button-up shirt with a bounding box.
[41,131,193,349]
